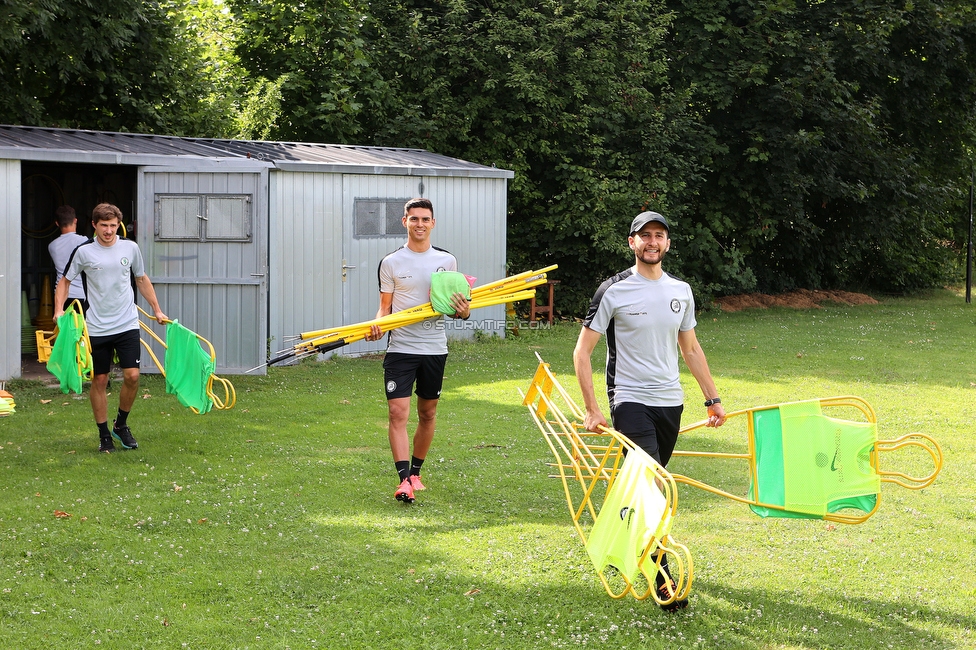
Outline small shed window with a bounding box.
[354,198,410,237]
[155,194,252,242]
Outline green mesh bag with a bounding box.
[429,271,472,315]
[46,309,92,395]
[164,320,215,414]
[748,400,880,518]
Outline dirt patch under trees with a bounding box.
[714,289,878,312]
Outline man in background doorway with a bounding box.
[48,205,89,313]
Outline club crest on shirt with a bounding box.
[670,298,681,313]
[120,257,130,267]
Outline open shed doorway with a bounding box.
[20,162,136,377]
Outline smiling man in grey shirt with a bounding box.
[573,210,727,612]
[365,198,471,504]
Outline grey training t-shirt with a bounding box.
[63,237,146,336]
[582,267,697,408]
[378,245,458,355]
[49,232,89,300]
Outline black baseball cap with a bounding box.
[630,211,670,235]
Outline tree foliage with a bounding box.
[228,0,703,312]
[6,0,976,311]
[228,0,976,307]
[665,0,976,295]
[374,0,710,313]
[0,0,237,135]
[230,0,392,143]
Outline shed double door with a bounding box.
[138,168,268,374]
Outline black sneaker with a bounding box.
[99,437,116,453]
[656,563,689,613]
[112,421,138,449]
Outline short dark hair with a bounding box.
[403,197,433,217]
[55,204,77,228]
[91,203,123,224]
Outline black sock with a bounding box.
[115,409,129,428]
[395,460,410,482]
[97,422,111,438]
[653,553,670,585]
[410,456,425,476]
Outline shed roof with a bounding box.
[0,125,514,178]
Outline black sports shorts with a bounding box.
[89,329,141,375]
[62,298,89,315]
[610,402,684,466]
[383,352,448,400]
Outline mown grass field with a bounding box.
[1,289,973,649]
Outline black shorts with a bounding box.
[89,329,142,375]
[62,298,89,316]
[610,402,684,466]
[383,352,447,400]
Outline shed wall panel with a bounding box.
[268,171,344,361]
[424,175,509,338]
[340,175,426,355]
[0,159,22,379]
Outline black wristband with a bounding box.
[704,397,721,407]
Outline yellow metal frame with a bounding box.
[137,307,236,412]
[520,356,692,606]
[36,300,92,379]
[35,299,91,365]
[672,397,943,524]
[35,328,56,363]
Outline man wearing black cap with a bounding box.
[573,210,727,612]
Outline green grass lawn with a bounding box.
[1,289,974,649]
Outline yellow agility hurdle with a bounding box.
[672,397,943,524]
[520,356,692,607]
[137,307,236,413]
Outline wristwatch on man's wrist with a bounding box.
[704,397,721,407]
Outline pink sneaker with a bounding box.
[394,477,415,503]
[409,475,426,492]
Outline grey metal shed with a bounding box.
[0,125,513,380]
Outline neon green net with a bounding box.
[164,321,215,414]
[587,451,669,583]
[749,400,879,518]
[46,309,92,395]
[429,271,471,315]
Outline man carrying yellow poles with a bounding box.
[520,355,693,610]
[671,397,943,523]
[137,307,236,414]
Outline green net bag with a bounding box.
[46,308,92,395]
[164,320,215,414]
[429,271,472,315]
